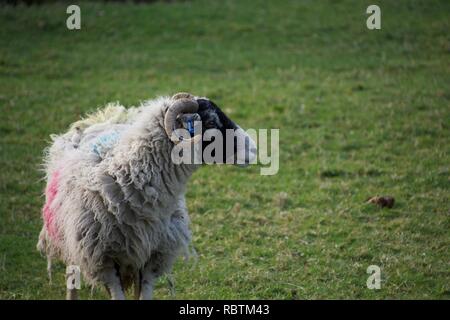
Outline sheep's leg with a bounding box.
[66,288,78,300]
[139,266,156,300]
[65,265,80,300]
[47,256,52,284]
[102,266,126,300]
[133,271,141,300]
[139,252,177,300]
[167,273,176,297]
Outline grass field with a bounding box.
[0,0,449,299]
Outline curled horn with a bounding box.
[172,92,195,100]
[164,92,201,144]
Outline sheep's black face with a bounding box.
[197,99,237,133]
[196,98,257,165]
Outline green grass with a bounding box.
[0,0,449,299]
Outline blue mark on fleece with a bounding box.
[90,131,120,157]
[187,118,195,136]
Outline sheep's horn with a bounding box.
[172,92,195,100]
[164,94,200,144]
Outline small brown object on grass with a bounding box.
[274,192,289,209]
[366,196,395,209]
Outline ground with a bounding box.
[0,0,448,299]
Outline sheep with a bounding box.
[37,93,257,299]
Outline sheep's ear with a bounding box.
[172,92,195,100]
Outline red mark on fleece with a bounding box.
[43,170,60,240]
